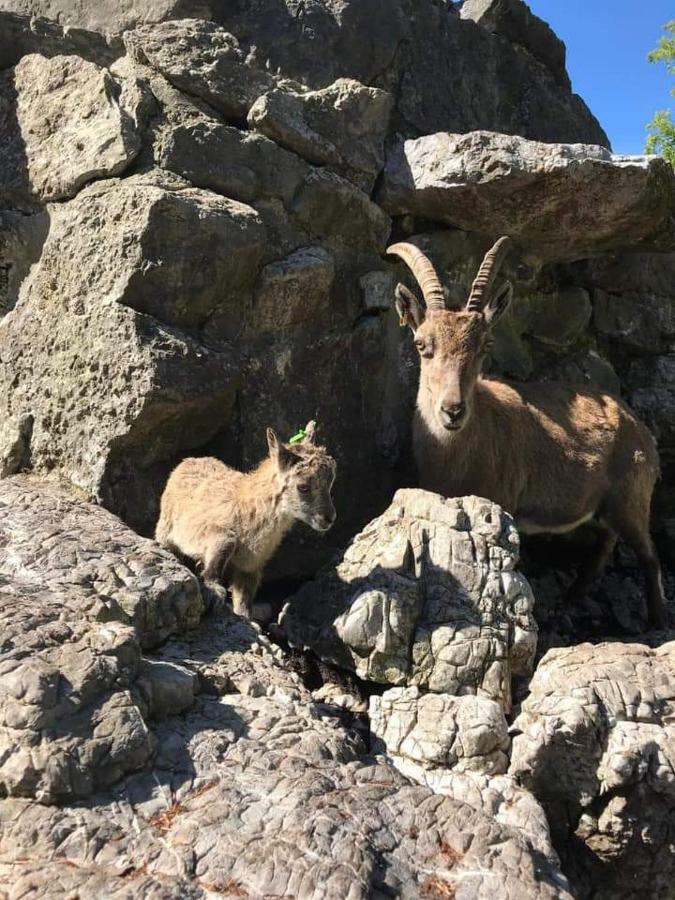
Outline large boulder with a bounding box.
[461,0,570,88]
[281,489,537,708]
[0,171,261,532]
[248,78,393,192]
[0,476,202,646]
[370,686,511,775]
[510,641,675,898]
[0,475,202,803]
[0,10,121,70]
[367,690,559,865]
[0,53,141,205]
[124,19,274,121]
[0,1,208,36]
[379,131,675,261]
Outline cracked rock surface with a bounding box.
[0,475,202,802]
[379,131,675,261]
[509,640,675,898]
[281,489,537,709]
[0,480,572,897]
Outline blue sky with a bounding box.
[526,1,673,153]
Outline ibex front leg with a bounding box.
[230,570,262,618]
[202,532,235,584]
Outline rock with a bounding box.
[1,0,211,35]
[248,78,393,192]
[0,10,121,71]
[0,611,572,898]
[154,114,309,209]
[0,476,203,645]
[516,287,592,347]
[0,413,32,477]
[461,0,570,88]
[374,762,560,865]
[217,0,607,146]
[0,475,205,803]
[153,86,391,253]
[0,172,257,532]
[593,289,675,355]
[135,659,199,720]
[249,246,335,334]
[370,686,510,775]
[280,489,537,708]
[124,19,274,121]
[582,252,675,356]
[0,1,608,145]
[290,168,391,251]
[379,131,675,261]
[626,354,675,452]
[510,640,675,898]
[0,209,49,316]
[0,54,141,204]
[360,269,396,312]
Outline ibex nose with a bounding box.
[316,511,336,531]
[439,402,466,430]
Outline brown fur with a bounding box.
[156,424,336,618]
[398,290,666,628]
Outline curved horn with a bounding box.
[387,242,445,310]
[466,237,512,312]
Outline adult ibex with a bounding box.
[156,422,337,619]
[388,237,667,628]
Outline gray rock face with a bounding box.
[0,171,259,530]
[0,10,121,70]
[210,0,609,146]
[1,0,211,34]
[124,19,274,121]
[0,601,572,900]
[281,489,537,708]
[248,78,393,192]
[510,641,675,898]
[370,686,510,775]
[0,53,141,205]
[1,0,608,147]
[0,475,201,802]
[380,131,675,261]
[0,480,572,895]
[461,0,570,88]
[0,476,202,645]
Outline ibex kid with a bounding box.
[156,422,337,618]
[388,237,667,628]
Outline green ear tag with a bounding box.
[288,428,306,444]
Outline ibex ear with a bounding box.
[395,283,425,332]
[484,281,513,327]
[266,427,279,456]
[267,427,298,471]
[303,420,317,444]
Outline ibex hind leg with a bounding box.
[565,525,618,605]
[606,505,667,630]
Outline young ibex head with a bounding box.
[266,420,337,531]
[388,237,513,434]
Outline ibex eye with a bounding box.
[415,340,431,356]
[298,484,310,494]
